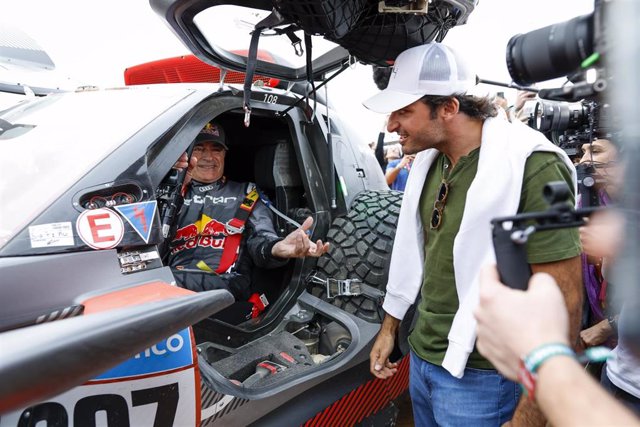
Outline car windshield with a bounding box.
[194,5,339,70]
[0,86,195,249]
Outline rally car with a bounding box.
[0,1,476,425]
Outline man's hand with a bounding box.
[370,315,400,379]
[514,90,536,112]
[271,217,329,258]
[398,154,415,169]
[474,265,570,381]
[580,319,613,347]
[173,152,198,187]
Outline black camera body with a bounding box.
[506,0,615,208]
[506,0,613,154]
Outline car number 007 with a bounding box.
[16,383,178,427]
[263,94,278,104]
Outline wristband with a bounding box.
[524,343,575,374]
[517,343,612,401]
[518,343,576,401]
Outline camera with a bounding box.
[506,0,611,133]
[529,99,615,158]
[505,0,617,207]
[503,0,640,355]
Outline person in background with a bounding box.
[385,151,414,191]
[577,138,621,356]
[364,42,582,426]
[370,122,388,172]
[577,140,640,415]
[384,143,401,163]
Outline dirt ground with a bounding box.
[396,392,414,426]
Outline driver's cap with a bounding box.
[195,122,228,150]
[363,43,476,114]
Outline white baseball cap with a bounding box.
[363,43,477,114]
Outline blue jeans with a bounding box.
[409,351,521,426]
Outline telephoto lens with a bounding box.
[506,13,594,85]
[533,101,589,133]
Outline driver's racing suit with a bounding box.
[168,178,287,301]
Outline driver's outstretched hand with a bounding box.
[271,217,329,258]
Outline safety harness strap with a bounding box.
[216,187,260,274]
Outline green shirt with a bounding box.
[408,150,581,369]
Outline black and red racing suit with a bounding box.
[168,178,287,301]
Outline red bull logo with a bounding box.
[201,218,229,237]
[173,214,230,243]
[171,214,228,255]
[173,224,198,241]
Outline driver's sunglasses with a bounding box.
[430,180,449,230]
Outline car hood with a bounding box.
[0,85,205,250]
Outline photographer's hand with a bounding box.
[514,90,536,112]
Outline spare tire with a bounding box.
[331,3,459,65]
[313,190,402,323]
[273,0,368,40]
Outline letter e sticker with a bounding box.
[76,208,124,249]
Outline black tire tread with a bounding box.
[314,190,402,322]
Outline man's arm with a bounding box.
[509,256,583,427]
[475,266,639,427]
[385,156,412,186]
[370,313,401,379]
[245,199,289,269]
[375,132,386,171]
[537,355,639,426]
[385,160,402,186]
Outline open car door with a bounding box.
[150,0,478,81]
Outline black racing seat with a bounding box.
[253,141,305,236]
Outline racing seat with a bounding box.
[253,141,306,236]
[242,141,305,308]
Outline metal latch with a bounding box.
[224,222,245,235]
[308,273,363,299]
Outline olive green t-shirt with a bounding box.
[408,149,581,369]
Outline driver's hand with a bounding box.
[174,152,198,191]
[173,152,190,170]
[271,217,329,258]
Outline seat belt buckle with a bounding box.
[225,219,245,235]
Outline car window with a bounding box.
[194,5,339,70]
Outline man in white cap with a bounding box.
[364,43,582,425]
